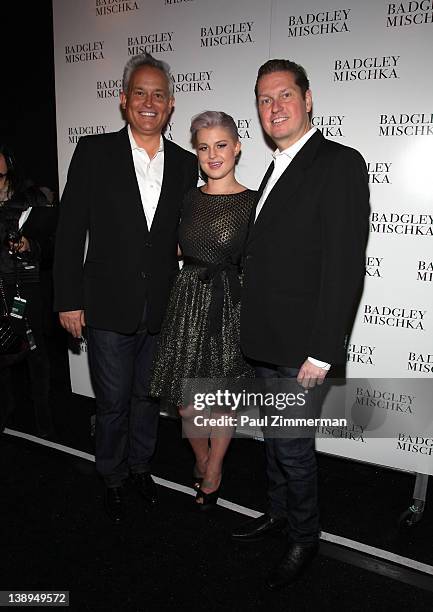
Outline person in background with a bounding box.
[150,111,255,509]
[53,53,197,524]
[0,143,57,439]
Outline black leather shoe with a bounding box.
[131,472,158,506]
[266,542,319,590]
[231,514,287,542]
[104,486,124,524]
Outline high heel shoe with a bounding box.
[192,465,204,491]
[195,484,221,510]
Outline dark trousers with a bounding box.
[87,324,160,488]
[254,363,321,544]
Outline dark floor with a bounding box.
[1,332,433,611]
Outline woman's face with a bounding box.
[0,154,8,188]
[196,126,241,181]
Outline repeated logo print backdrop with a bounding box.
[53,0,433,474]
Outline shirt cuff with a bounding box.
[308,357,331,370]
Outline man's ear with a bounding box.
[305,89,312,114]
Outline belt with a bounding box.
[183,255,242,335]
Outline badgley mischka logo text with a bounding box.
[370,212,433,236]
[312,115,345,138]
[365,257,383,278]
[417,261,433,281]
[288,8,351,37]
[96,0,139,16]
[356,387,414,413]
[408,352,433,373]
[363,305,426,330]
[165,121,174,141]
[65,41,104,63]
[334,55,400,81]
[200,22,254,47]
[171,71,213,93]
[397,433,433,455]
[97,79,122,99]
[317,424,365,442]
[367,162,392,184]
[236,119,253,139]
[128,32,174,55]
[347,344,376,365]
[68,125,107,144]
[379,113,433,136]
[387,1,433,27]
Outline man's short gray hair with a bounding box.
[122,53,174,96]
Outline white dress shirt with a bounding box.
[255,126,330,371]
[127,125,164,230]
[18,207,32,229]
[255,127,317,221]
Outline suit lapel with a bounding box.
[257,160,275,198]
[115,127,150,235]
[246,160,274,237]
[247,130,324,245]
[149,138,178,236]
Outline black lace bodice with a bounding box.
[179,188,256,264]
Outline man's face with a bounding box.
[120,65,174,144]
[256,70,312,151]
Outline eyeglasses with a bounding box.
[0,172,8,179]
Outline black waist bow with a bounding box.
[183,255,242,335]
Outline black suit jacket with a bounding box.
[54,127,197,333]
[241,130,370,367]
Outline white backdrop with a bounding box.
[52,0,433,474]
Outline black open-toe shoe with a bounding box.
[195,486,221,510]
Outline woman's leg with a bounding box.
[197,419,235,500]
[178,405,210,485]
[179,406,234,499]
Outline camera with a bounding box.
[6,228,22,247]
[0,212,23,259]
[2,224,24,258]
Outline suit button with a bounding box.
[144,241,152,248]
[141,272,148,279]
[245,254,253,260]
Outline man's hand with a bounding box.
[297,359,328,389]
[9,236,30,253]
[59,310,86,338]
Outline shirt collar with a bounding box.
[272,126,317,162]
[127,125,164,154]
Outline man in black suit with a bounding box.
[54,53,197,523]
[232,59,369,588]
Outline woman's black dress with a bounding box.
[150,187,255,406]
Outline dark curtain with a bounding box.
[1,0,58,194]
